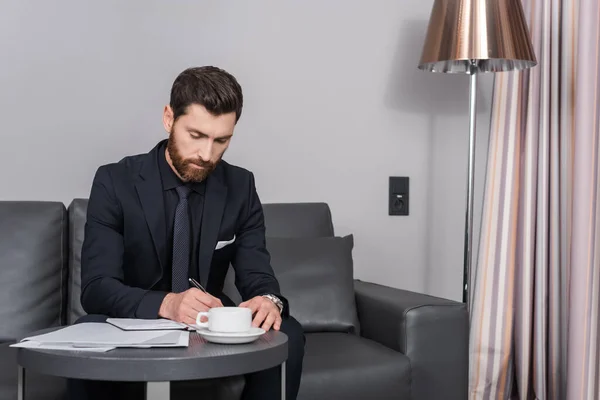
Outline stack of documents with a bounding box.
[10,322,190,352]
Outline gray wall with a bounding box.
[0,0,493,301]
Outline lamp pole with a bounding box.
[463,60,478,310]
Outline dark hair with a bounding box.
[169,66,243,122]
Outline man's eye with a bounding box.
[216,139,228,144]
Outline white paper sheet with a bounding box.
[10,341,116,352]
[15,323,189,348]
[104,331,190,348]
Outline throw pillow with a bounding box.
[266,235,360,334]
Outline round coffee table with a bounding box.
[16,327,288,400]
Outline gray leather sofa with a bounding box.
[0,200,468,400]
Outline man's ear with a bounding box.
[163,105,174,134]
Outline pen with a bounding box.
[188,277,207,293]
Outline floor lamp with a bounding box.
[417,0,537,312]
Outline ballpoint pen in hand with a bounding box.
[188,277,207,293]
[181,278,209,330]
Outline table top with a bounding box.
[16,327,288,382]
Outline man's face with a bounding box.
[163,103,236,182]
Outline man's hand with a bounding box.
[239,296,282,331]
[158,288,223,325]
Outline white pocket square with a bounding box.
[215,235,236,250]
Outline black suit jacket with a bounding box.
[80,140,288,319]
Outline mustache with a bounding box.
[185,158,214,168]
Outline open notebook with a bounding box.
[106,318,188,331]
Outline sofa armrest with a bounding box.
[354,280,468,400]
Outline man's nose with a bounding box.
[198,140,214,161]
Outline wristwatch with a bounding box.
[262,294,284,314]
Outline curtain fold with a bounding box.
[469,0,600,398]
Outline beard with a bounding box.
[166,131,219,182]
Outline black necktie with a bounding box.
[172,185,191,293]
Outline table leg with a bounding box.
[17,366,25,400]
[146,382,170,400]
[281,361,286,400]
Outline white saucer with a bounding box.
[196,327,266,344]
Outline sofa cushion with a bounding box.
[262,203,334,238]
[266,235,359,333]
[0,201,68,341]
[298,333,411,400]
[67,199,88,324]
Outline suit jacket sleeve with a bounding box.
[231,172,289,318]
[80,166,167,318]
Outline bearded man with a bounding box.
[69,66,304,400]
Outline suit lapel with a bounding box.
[198,165,228,286]
[135,144,167,276]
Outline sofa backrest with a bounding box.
[66,200,358,333]
[262,202,335,237]
[220,202,335,302]
[67,199,88,325]
[0,201,68,341]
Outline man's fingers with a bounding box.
[186,300,207,315]
[188,288,205,299]
[240,299,260,314]
[190,291,222,309]
[183,314,197,326]
[183,295,208,313]
[273,316,282,331]
[261,313,277,331]
[175,308,196,324]
[178,297,208,321]
[184,309,197,324]
[204,293,223,308]
[184,307,201,321]
[191,291,208,304]
[197,315,207,323]
[239,298,253,307]
[252,309,268,327]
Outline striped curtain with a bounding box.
[468,0,600,399]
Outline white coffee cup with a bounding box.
[195,307,253,333]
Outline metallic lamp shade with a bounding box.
[418,0,537,73]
